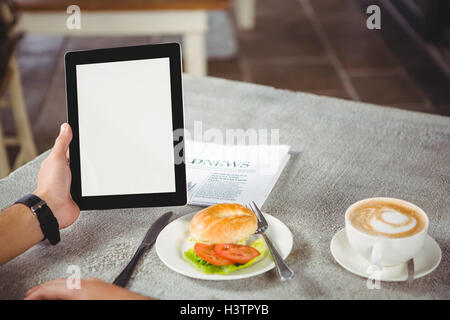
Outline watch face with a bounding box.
[30,200,47,212]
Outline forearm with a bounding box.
[0,204,44,265]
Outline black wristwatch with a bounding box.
[15,194,60,245]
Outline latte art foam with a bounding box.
[349,199,426,238]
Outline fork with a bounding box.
[248,201,294,281]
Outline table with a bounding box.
[0,75,449,299]
[14,0,231,76]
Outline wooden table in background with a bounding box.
[15,0,231,76]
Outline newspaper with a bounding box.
[186,140,290,207]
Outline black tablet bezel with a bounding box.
[65,43,186,210]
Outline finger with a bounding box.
[25,278,68,296]
[25,286,67,300]
[24,280,74,300]
[86,277,100,281]
[25,283,64,300]
[25,284,42,297]
[25,278,68,297]
[51,123,73,158]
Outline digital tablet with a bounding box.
[65,43,186,210]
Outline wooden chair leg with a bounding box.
[234,0,256,30]
[8,54,37,170]
[0,119,11,179]
[183,32,207,76]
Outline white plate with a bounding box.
[330,228,442,282]
[156,212,293,280]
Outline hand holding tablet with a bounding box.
[65,43,186,210]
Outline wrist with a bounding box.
[33,190,62,229]
[16,193,61,245]
[18,203,45,243]
[0,204,44,264]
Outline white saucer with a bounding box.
[155,212,293,280]
[330,228,441,282]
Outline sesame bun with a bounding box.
[189,203,258,244]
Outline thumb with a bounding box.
[52,123,72,158]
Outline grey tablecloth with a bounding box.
[0,75,449,299]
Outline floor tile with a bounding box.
[248,13,314,37]
[320,13,377,39]
[388,102,436,114]
[350,74,427,105]
[309,89,352,100]
[256,0,306,18]
[330,37,399,70]
[249,60,344,92]
[208,58,243,81]
[239,32,327,61]
[310,0,362,16]
[319,13,399,70]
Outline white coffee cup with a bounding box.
[345,197,429,267]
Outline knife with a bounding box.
[113,211,173,287]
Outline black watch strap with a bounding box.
[15,194,60,245]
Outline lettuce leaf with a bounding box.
[183,238,267,274]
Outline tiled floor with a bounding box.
[1,0,447,166]
[210,0,435,112]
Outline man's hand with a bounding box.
[0,123,80,265]
[24,278,151,300]
[34,123,80,229]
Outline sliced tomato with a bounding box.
[214,244,260,264]
[194,243,235,266]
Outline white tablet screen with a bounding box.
[75,58,176,197]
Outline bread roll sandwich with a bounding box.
[184,203,267,274]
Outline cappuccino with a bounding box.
[348,198,427,239]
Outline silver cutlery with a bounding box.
[113,211,173,287]
[249,201,294,281]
